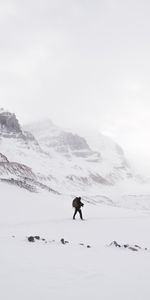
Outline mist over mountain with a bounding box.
[0,109,135,194]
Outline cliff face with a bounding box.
[0,109,22,134]
[0,109,41,151]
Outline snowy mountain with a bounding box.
[24,119,132,190]
[0,110,59,193]
[24,120,101,161]
[0,109,133,193]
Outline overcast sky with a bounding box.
[0,0,150,174]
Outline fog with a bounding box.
[0,0,150,175]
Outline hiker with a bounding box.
[72,197,84,220]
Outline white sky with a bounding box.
[0,0,150,174]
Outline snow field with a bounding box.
[0,182,150,299]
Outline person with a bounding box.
[72,197,84,220]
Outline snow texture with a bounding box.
[0,182,150,300]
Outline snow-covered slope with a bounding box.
[0,110,60,193]
[0,109,133,193]
[24,119,132,190]
[0,151,59,193]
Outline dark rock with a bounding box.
[128,247,138,252]
[134,245,141,249]
[60,238,65,245]
[60,238,68,245]
[109,241,148,252]
[28,236,35,242]
[34,236,40,240]
[109,241,121,248]
[87,245,91,248]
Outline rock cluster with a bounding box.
[27,236,91,248]
[109,241,148,252]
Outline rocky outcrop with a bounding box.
[0,153,8,163]
[0,109,22,134]
[23,131,40,146]
[0,152,59,194]
[0,178,59,193]
[109,241,148,252]
[0,109,43,155]
[0,161,36,180]
[24,121,101,161]
[53,132,90,151]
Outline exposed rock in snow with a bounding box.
[24,120,101,161]
[0,151,59,193]
[109,241,148,252]
[0,109,41,151]
[0,109,22,134]
[0,161,36,180]
[0,153,9,163]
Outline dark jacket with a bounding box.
[72,197,84,209]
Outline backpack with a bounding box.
[72,198,79,208]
